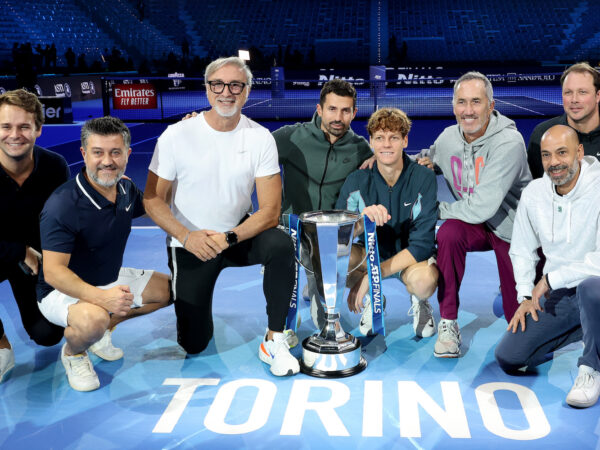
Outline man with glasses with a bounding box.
[144,56,299,376]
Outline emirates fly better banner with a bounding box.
[113,83,157,109]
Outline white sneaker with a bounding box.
[0,348,15,383]
[408,295,436,338]
[359,295,386,336]
[61,344,100,392]
[566,365,600,408]
[434,319,461,358]
[89,328,123,361]
[258,331,300,376]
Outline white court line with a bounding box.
[242,98,271,109]
[493,98,546,115]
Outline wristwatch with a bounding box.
[518,295,532,303]
[224,231,238,247]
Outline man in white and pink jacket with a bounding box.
[495,124,600,409]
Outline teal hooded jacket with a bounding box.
[273,112,373,215]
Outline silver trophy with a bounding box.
[298,210,367,377]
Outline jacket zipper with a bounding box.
[318,142,334,210]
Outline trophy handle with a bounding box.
[295,245,315,274]
[346,251,368,274]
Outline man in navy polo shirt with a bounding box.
[37,116,170,392]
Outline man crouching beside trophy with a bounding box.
[285,108,439,377]
[336,108,439,341]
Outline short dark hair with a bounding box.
[0,89,44,130]
[319,79,357,109]
[81,116,131,149]
[560,62,600,92]
[367,108,412,137]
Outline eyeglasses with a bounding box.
[207,81,246,95]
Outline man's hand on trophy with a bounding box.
[347,273,370,313]
[362,205,391,226]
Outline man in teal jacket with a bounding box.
[272,79,373,215]
[337,108,439,338]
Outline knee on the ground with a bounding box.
[27,320,63,347]
[494,339,527,373]
[179,334,212,355]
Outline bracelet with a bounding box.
[544,273,552,290]
[182,231,191,248]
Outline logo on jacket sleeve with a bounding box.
[411,193,422,219]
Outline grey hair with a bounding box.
[453,71,494,104]
[204,56,253,87]
[81,116,131,150]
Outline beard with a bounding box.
[88,165,125,188]
[546,157,579,186]
[323,120,349,137]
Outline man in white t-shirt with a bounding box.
[144,56,299,376]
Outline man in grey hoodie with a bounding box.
[417,71,532,358]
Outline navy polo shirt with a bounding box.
[0,145,69,266]
[36,168,145,301]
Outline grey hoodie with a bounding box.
[420,110,531,242]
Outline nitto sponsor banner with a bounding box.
[113,83,157,109]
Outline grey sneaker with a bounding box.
[89,328,123,361]
[61,344,100,392]
[566,365,600,408]
[408,295,436,338]
[359,294,386,336]
[0,348,15,383]
[434,319,461,358]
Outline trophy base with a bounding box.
[299,336,367,378]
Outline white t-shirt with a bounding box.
[149,112,280,247]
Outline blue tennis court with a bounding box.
[1,99,598,449]
[106,83,564,122]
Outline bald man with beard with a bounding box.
[495,125,600,409]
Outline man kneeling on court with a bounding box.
[37,117,170,392]
[336,108,439,336]
[495,125,600,408]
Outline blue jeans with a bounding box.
[495,277,600,372]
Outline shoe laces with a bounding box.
[69,354,94,377]
[574,371,598,389]
[408,300,432,320]
[267,334,291,356]
[438,320,458,340]
[102,331,114,348]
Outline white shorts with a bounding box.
[38,267,154,328]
